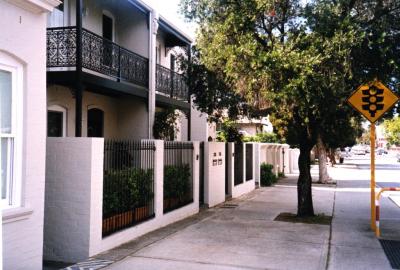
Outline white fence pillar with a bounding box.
[192,141,200,208]
[227,142,234,196]
[204,142,226,207]
[154,140,164,218]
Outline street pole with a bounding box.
[370,123,376,231]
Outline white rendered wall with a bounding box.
[1,1,57,269]
[47,85,149,139]
[289,149,300,173]
[231,143,255,199]
[65,0,149,58]
[190,103,210,141]
[259,143,293,175]
[282,144,290,174]
[204,142,226,207]
[44,139,200,262]
[44,138,104,263]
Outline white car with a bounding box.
[351,147,366,155]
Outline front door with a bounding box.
[87,108,104,137]
[102,14,114,69]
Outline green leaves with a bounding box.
[383,117,400,146]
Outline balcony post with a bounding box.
[75,0,83,137]
[187,44,192,140]
[148,11,159,139]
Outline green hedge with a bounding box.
[164,164,191,201]
[103,168,153,217]
[260,163,277,186]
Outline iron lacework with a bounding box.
[47,26,149,87]
[156,64,189,101]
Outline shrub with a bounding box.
[103,168,153,217]
[260,163,277,186]
[243,132,283,143]
[164,164,191,201]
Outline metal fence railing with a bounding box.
[102,140,155,237]
[156,64,189,101]
[163,141,194,213]
[246,144,253,181]
[234,143,244,186]
[47,27,149,87]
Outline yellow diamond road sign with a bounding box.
[347,81,399,123]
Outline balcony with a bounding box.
[47,26,149,88]
[156,64,189,101]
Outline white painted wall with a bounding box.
[47,85,149,139]
[259,143,293,176]
[176,111,189,141]
[190,103,210,141]
[117,97,149,140]
[44,137,104,262]
[231,143,255,199]
[204,142,226,207]
[0,1,58,269]
[44,139,200,263]
[62,0,149,57]
[288,148,300,173]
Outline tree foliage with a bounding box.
[181,0,400,216]
[383,117,400,146]
[178,47,248,122]
[153,108,180,140]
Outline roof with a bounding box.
[129,0,193,46]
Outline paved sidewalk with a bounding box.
[97,175,334,270]
[75,163,399,270]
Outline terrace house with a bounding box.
[46,0,193,141]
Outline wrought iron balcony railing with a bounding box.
[156,64,189,101]
[47,26,149,87]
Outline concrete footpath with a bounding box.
[84,164,399,270]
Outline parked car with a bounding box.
[376,148,388,155]
[351,146,366,155]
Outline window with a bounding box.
[170,54,176,71]
[47,105,66,137]
[102,14,113,41]
[87,108,104,137]
[102,12,114,68]
[156,43,161,64]
[0,54,23,209]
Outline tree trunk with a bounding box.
[317,135,330,183]
[327,148,336,166]
[297,145,315,217]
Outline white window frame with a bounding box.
[0,54,23,209]
[47,104,67,137]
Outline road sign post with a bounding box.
[347,80,399,233]
[370,123,376,231]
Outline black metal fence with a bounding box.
[234,143,244,186]
[246,144,253,181]
[102,140,155,237]
[164,141,194,213]
[47,27,149,87]
[156,64,189,101]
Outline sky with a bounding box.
[142,0,197,39]
[142,0,311,41]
